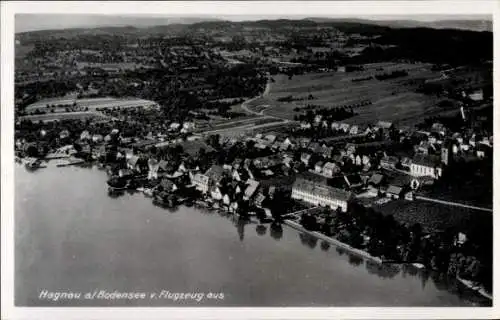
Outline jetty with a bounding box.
[54,158,85,167]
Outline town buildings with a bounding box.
[291,178,353,212]
[191,172,210,194]
[410,154,443,179]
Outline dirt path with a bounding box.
[414,195,492,212]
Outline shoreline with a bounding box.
[456,276,493,301]
[16,163,493,302]
[283,219,383,264]
[284,218,493,302]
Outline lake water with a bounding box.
[15,164,489,306]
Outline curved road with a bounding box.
[240,81,273,117]
[201,79,297,136]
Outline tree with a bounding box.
[24,144,39,157]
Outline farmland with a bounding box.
[197,116,279,132]
[250,62,459,126]
[19,111,107,122]
[199,117,290,138]
[25,97,159,113]
[374,199,491,233]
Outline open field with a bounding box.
[251,62,455,126]
[26,97,159,112]
[75,62,154,70]
[19,111,108,122]
[200,119,291,138]
[198,117,280,132]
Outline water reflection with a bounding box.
[16,165,490,306]
[365,260,400,279]
[402,263,418,276]
[420,270,430,289]
[320,240,330,252]
[269,223,283,241]
[107,190,125,198]
[126,189,138,196]
[348,255,364,267]
[336,246,346,256]
[236,217,249,241]
[174,202,490,305]
[299,232,318,249]
[256,224,267,236]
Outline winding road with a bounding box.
[200,79,297,136]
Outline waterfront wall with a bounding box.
[283,219,383,264]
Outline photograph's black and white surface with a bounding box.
[4,0,496,315]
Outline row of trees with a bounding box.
[295,107,356,124]
[298,201,492,292]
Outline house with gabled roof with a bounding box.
[380,156,399,169]
[265,134,277,143]
[307,142,321,153]
[375,121,393,130]
[299,138,312,149]
[339,123,351,133]
[368,173,384,187]
[205,165,225,186]
[232,158,243,170]
[331,122,341,130]
[322,162,339,177]
[244,179,260,201]
[210,186,223,201]
[349,125,359,135]
[191,172,210,193]
[301,153,312,166]
[401,157,412,169]
[314,161,324,173]
[160,178,178,193]
[223,194,232,206]
[386,185,404,199]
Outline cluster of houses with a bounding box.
[300,119,393,137]
[18,108,492,216]
[108,114,492,212]
[189,162,277,213]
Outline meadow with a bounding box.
[253,62,452,127]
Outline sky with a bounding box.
[15,13,492,33]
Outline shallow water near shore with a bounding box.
[15,164,491,306]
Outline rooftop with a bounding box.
[293,179,352,202]
[205,165,225,182]
[369,173,384,185]
[376,121,393,129]
[386,185,403,195]
[412,154,441,168]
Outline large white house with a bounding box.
[410,154,442,179]
[291,179,353,212]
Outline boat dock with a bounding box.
[54,158,86,167]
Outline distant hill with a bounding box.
[15,14,222,34]
[17,14,492,34]
[304,17,493,32]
